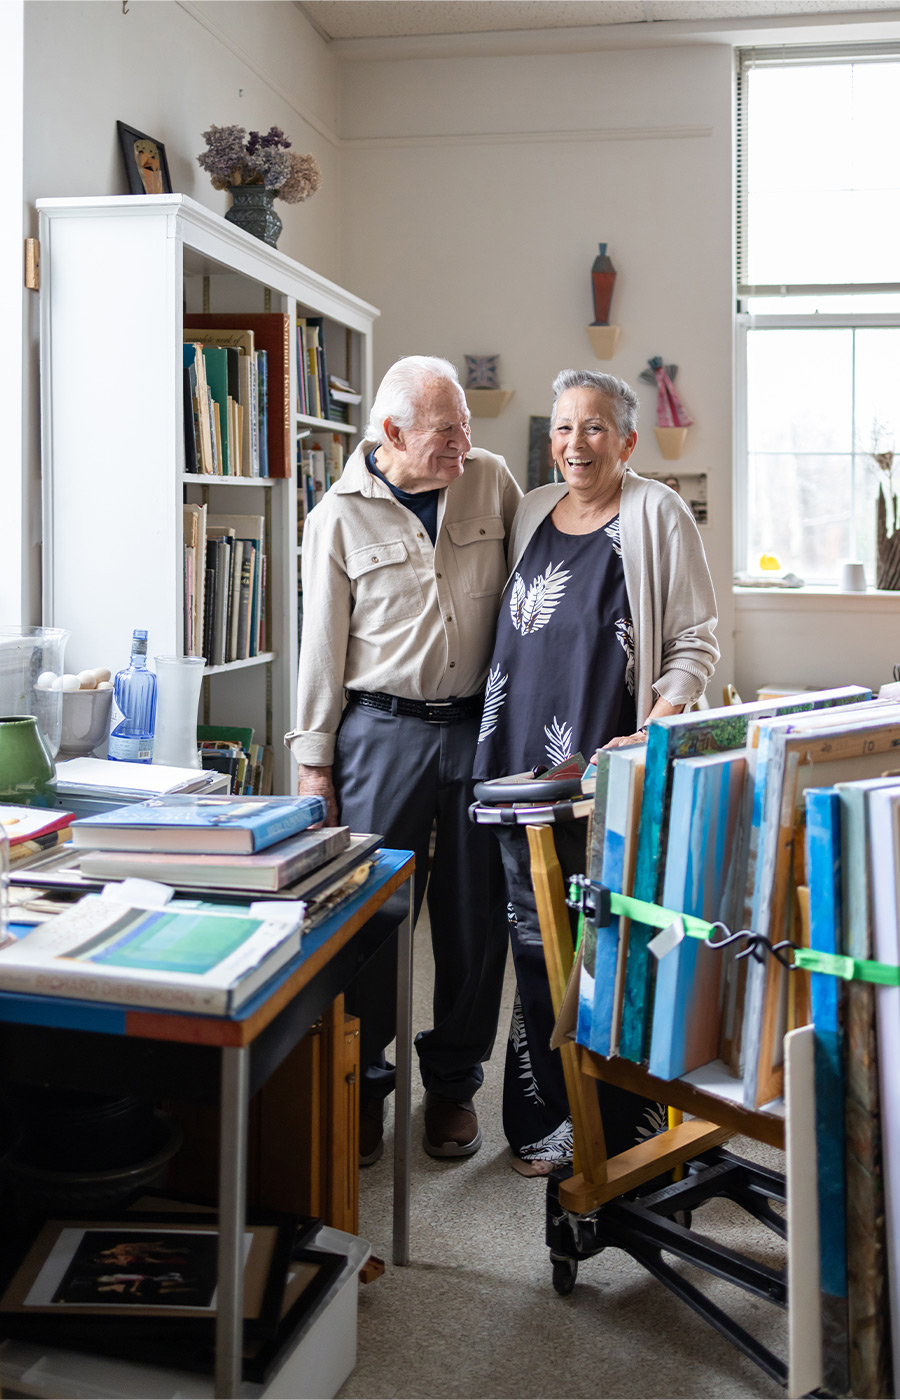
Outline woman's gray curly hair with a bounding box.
[549,369,639,439]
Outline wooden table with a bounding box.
[0,848,415,1398]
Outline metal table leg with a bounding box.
[392,874,414,1266]
[216,1044,250,1398]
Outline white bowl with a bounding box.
[58,687,114,757]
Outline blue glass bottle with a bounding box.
[108,629,158,763]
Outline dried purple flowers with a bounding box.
[197,125,322,204]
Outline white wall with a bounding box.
[0,1,26,627]
[338,42,737,691]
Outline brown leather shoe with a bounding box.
[359,1097,384,1167]
[423,1091,482,1158]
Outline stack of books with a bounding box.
[298,434,345,522]
[1,796,382,1014]
[198,724,272,794]
[0,805,74,866]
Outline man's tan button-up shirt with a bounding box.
[285,441,522,766]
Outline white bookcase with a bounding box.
[37,195,379,794]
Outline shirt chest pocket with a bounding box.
[446,516,507,599]
[346,539,426,626]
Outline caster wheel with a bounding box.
[550,1253,578,1296]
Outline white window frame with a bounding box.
[734,42,900,585]
[734,311,900,581]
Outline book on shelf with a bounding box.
[79,824,352,893]
[70,794,328,854]
[182,501,207,660]
[199,345,234,476]
[183,343,216,474]
[257,348,269,477]
[304,317,331,421]
[187,313,290,478]
[0,891,307,1014]
[296,317,309,416]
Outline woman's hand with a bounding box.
[593,698,687,756]
[601,730,647,750]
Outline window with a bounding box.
[735,45,900,585]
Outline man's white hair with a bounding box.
[364,355,462,444]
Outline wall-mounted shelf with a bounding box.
[654,425,689,460]
[465,387,515,417]
[587,324,622,359]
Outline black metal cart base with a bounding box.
[546,1146,788,1388]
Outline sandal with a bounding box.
[510,1156,555,1177]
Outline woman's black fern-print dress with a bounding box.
[474,512,665,1164]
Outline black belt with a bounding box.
[347,690,483,723]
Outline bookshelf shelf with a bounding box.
[204,651,277,677]
[297,413,358,436]
[38,194,379,795]
[180,473,277,487]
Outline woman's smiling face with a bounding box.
[550,387,637,499]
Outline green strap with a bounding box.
[569,880,900,985]
[794,948,900,986]
[610,892,713,941]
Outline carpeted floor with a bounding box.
[339,911,787,1400]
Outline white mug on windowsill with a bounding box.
[839,560,867,592]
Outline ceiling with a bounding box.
[297,0,900,42]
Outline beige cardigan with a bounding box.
[506,470,719,727]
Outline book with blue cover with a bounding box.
[0,892,306,1013]
[70,795,327,855]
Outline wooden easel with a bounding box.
[526,823,784,1212]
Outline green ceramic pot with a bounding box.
[224,185,283,248]
[0,715,55,804]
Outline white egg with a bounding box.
[59,674,81,691]
[50,675,66,690]
[36,671,57,689]
[91,668,111,683]
[96,680,113,690]
[78,670,98,689]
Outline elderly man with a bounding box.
[285,355,522,1163]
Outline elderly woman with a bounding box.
[473,368,718,1173]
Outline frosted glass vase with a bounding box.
[152,656,205,770]
[0,626,69,760]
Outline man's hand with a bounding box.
[298,763,339,827]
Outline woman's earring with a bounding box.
[553,461,560,483]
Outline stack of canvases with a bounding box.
[576,683,900,1399]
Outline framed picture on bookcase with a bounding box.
[117,121,173,196]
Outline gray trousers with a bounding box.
[333,701,508,1103]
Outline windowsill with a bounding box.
[734,584,900,611]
